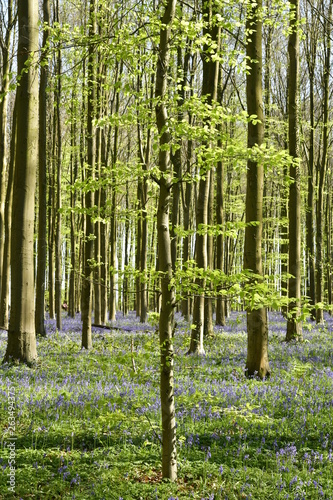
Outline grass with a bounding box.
[0,310,333,499]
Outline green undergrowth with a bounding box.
[0,311,333,499]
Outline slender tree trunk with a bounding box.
[68,93,78,318]
[204,167,214,336]
[109,62,122,322]
[315,0,331,324]
[4,0,39,364]
[82,0,96,349]
[123,180,130,316]
[100,129,108,324]
[135,189,142,316]
[35,0,50,335]
[94,126,102,325]
[155,0,177,481]
[307,66,316,319]
[326,186,332,313]
[181,169,192,322]
[0,97,16,329]
[137,67,153,323]
[48,162,55,319]
[55,28,62,331]
[189,171,210,354]
[215,149,225,326]
[244,0,270,378]
[140,179,148,323]
[0,0,13,288]
[181,86,194,321]
[190,0,219,351]
[286,0,302,341]
[93,52,105,325]
[109,181,117,322]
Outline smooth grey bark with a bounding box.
[326,187,332,313]
[286,0,302,342]
[155,0,177,481]
[48,159,55,319]
[123,180,130,316]
[0,0,13,288]
[109,61,122,323]
[315,0,332,324]
[181,57,195,322]
[204,167,214,336]
[82,0,96,349]
[35,0,50,336]
[215,126,225,326]
[0,97,16,329]
[190,0,219,351]
[244,0,270,378]
[68,91,78,318]
[4,0,39,364]
[304,4,318,319]
[137,68,152,323]
[189,170,210,354]
[100,129,108,325]
[55,32,62,332]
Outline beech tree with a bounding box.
[315,0,332,324]
[35,0,50,337]
[244,0,270,379]
[82,0,96,350]
[3,0,39,364]
[155,0,177,481]
[189,0,219,353]
[0,0,13,290]
[286,0,302,342]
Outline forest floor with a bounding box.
[0,310,333,499]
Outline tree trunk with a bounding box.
[215,150,225,326]
[326,186,332,313]
[155,0,177,481]
[0,97,16,329]
[315,0,331,324]
[306,58,316,319]
[0,0,13,289]
[204,167,214,336]
[68,92,78,318]
[123,180,130,316]
[55,31,62,332]
[190,0,219,350]
[189,170,210,354]
[286,0,302,341]
[94,126,102,325]
[244,0,270,378]
[100,129,108,325]
[4,0,39,364]
[82,0,96,349]
[109,184,116,322]
[35,0,50,335]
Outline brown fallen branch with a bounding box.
[91,323,137,332]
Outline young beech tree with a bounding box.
[4,0,39,364]
[303,0,319,320]
[315,0,332,324]
[189,0,219,354]
[244,0,270,379]
[286,0,302,342]
[155,0,177,481]
[81,0,96,350]
[35,0,51,336]
[0,97,16,330]
[0,0,14,290]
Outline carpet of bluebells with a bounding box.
[1,310,333,499]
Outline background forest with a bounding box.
[0,0,333,498]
